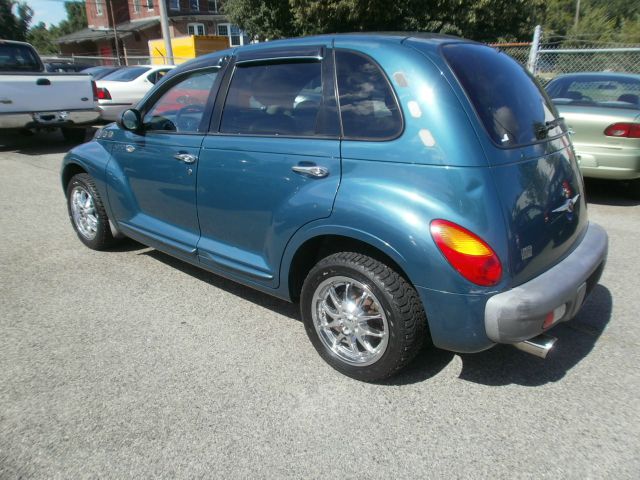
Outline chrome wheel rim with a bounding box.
[312,276,389,367]
[70,186,98,240]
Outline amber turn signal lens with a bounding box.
[430,219,502,286]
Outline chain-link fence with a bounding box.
[491,39,640,85]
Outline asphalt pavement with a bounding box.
[1,130,638,479]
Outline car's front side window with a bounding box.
[220,61,325,137]
[143,68,219,133]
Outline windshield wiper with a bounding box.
[535,117,565,139]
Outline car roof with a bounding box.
[171,32,469,76]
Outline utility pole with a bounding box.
[574,0,581,28]
[527,25,542,75]
[158,0,174,65]
[108,0,122,66]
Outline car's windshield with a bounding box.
[443,43,561,147]
[0,43,42,72]
[101,66,150,82]
[546,75,640,110]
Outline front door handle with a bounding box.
[174,152,197,164]
[291,165,329,178]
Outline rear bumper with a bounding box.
[0,109,99,129]
[575,146,640,180]
[484,222,608,343]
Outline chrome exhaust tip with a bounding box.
[513,334,557,359]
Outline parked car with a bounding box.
[81,65,123,80]
[44,61,92,73]
[0,39,99,141]
[95,65,174,121]
[545,72,640,193]
[61,34,608,381]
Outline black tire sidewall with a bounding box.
[301,259,411,381]
[66,174,111,250]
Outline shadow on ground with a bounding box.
[136,247,613,388]
[141,248,300,321]
[456,285,613,387]
[585,178,640,206]
[0,129,89,155]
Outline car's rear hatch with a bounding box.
[440,42,589,286]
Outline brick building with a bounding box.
[57,0,248,63]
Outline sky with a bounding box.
[28,0,73,28]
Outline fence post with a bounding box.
[527,25,542,74]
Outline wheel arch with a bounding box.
[61,162,88,193]
[284,228,413,303]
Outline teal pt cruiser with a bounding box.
[62,33,608,381]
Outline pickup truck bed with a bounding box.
[0,40,99,131]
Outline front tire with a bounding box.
[66,173,116,250]
[301,252,426,381]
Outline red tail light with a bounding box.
[430,219,502,286]
[604,122,640,138]
[91,80,98,101]
[96,87,111,100]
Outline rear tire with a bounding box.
[300,252,426,381]
[66,173,116,250]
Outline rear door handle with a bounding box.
[174,152,197,164]
[291,165,329,178]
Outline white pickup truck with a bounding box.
[0,39,99,141]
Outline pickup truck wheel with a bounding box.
[301,252,426,381]
[61,127,87,143]
[66,173,115,250]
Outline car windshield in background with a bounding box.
[443,43,561,147]
[0,43,42,72]
[546,75,640,110]
[101,66,150,82]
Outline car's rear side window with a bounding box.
[220,61,329,137]
[443,43,560,147]
[335,50,402,140]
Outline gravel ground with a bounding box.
[1,131,639,479]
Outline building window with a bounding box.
[217,23,244,46]
[188,23,206,36]
[170,0,180,10]
[133,0,141,13]
[190,0,199,11]
[208,0,218,12]
[96,0,104,16]
[147,0,154,10]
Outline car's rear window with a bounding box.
[443,43,560,148]
[546,75,640,109]
[101,67,150,82]
[0,43,42,72]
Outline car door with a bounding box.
[197,46,341,287]
[106,66,223,261]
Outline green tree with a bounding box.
[0,0,33,41]
[27,21,57,54]
[54,1,87,36]
[222,0,297,40]
[223,0,543,42]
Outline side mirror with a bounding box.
[118,109,142,132]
